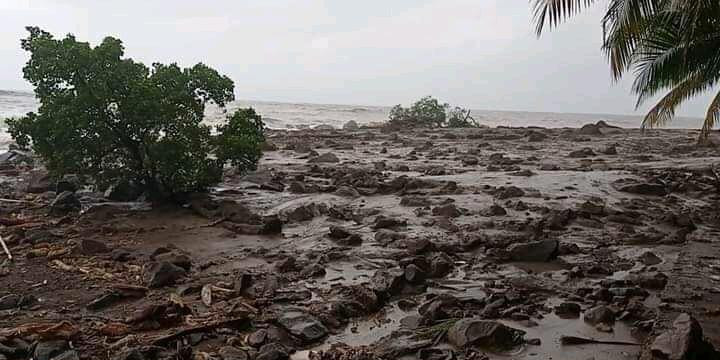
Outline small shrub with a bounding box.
[8,27,264,200]
[386,96,479,129]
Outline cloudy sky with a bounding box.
[0,0,711,116]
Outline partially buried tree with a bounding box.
[8,27,265,200]
[531,0,720,142]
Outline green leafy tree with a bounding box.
[8,27,264,199]
[387,96,480,128]
[531,0,720,141]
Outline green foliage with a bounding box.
[387,96,479,129]
[531,0,720,140]
[8,27,264,199]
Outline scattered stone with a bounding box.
[568,147,596,158]
[76,239,111,255]
[583,305,615,325]
[143,261,187,288]
[309,153,340,163]
[49,191,81,214]
[448,319,525,349]
[218,346,249,360]
[460,156,479,166]
[256,343,289,360]
[343,120,359,131]
[482,204,507,216]
[496,186,525,199]
[334,186,360,198]
[432,204,462,218]
[277,309,328,343]
[638,251,662,266]
[555,302,581,318]
[507,239,559,262]
[618,183,667,196]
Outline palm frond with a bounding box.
[701,89,720,139]
[642,71,718,129]
[531,0,598,36]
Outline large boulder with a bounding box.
[448,319,525,349]
[650,313,719,360]
[507,239,559,262]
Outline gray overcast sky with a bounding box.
[0,0,712,116]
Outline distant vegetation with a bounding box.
[531,0,720,141]
[8,27,265,200]
[387,96,481,129]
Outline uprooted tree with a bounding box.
[386,96,481,129]
[8,27,265,200]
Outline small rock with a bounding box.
[256,343,289,360]
[143,261,187,288]
[404,264,426,284]
[343,120,359,131]
[33,341,68,360]
[432,204,462,218]
[496,186,525,199]
[507,239,559,262]
[49,191,81,214]
[638,251,662,266]
[568,147,596,158]
[447,319,524,349]
[583,305,615,325]
[619,183,667,196]
[218,346,249,360]
[277,309,328,343]
[308,153,340,163]
[77,239,111,255]
[482,204,507,216]
[554,302,581,318]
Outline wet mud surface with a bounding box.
[1,124,720,359]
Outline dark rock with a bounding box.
[507,239,558,262]
[638,251,662,266]
[374,229,405,245]
[154,252,192,271]
[482,204,507,216]
[429,253,453,277]
[49,191,81,214]
[619,183,667,196]
[77,239,110,255]
[260,141,279,151]
[105,179,143,201]
[218,346,249,360]
[554,302,581,318]
[404,264,426,284]
[400,196,432,207]
[496,186,525,199]
[432,204,462,218]
[277,309,328,343]
[568,147,596,158]
[260,182,285,192]
[461,156,479,166]
[371,268,405,297]
[0,294,21,310]
[374,216,407,229]
[56,174,82,193]
[33,341,68,360]
[629,272,668,290]
[583,305,615,325]
[650,313,719,360]
[527,131,548,142]
[447,319,525,349]
[343,120,359,131]
[334,186,360,198]
[578,123,603,136]
[143,261,186,288]
[309,153,340,163]
[53,351,80,360]
[256,343,289,360]
[600,145,618,155]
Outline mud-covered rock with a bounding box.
[507,239,558,262]
[583,305,615,325]
[555,302,581,318]
[143,261,186,288]
[49,191,81,214]
[277,309,328,343]
[650,313,719,360]
[448,319,525,349]
[432,203,462,218]
[309,153,340,163]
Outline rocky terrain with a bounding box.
[1,122,720,360]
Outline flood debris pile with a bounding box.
[1,124,720,360]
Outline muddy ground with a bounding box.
[1,122,720,360]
